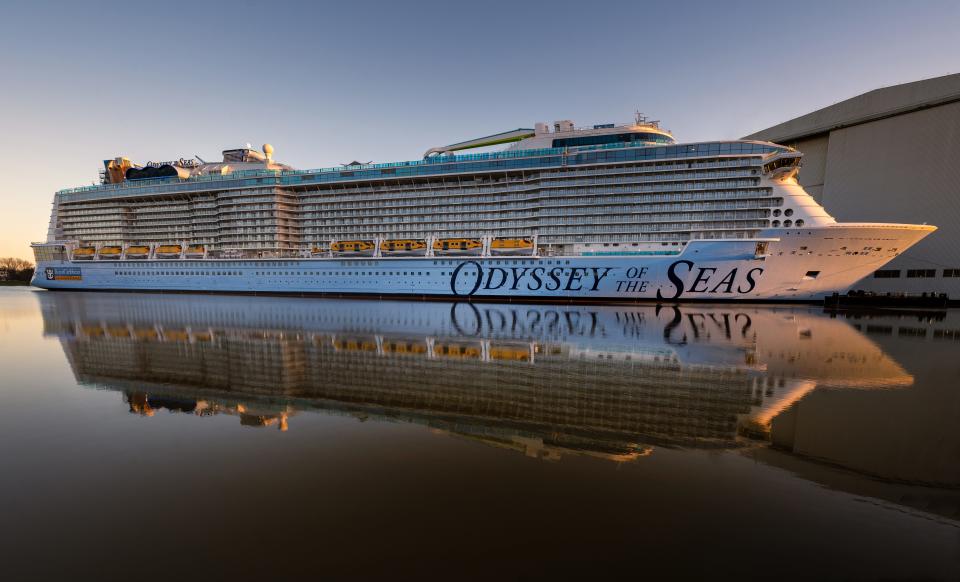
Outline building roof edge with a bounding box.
[743,73,960,143]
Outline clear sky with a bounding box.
[1,0,957,259]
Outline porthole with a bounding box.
[783,220,793,227]
[795,219,804,227]
[784,209,794,217]
[772,220,781,227]
[773,209,781,217]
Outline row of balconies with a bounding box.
[299,183,769,213]
[297,168,759,203]
[305,191,776,220]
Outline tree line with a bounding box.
[0,257,35,282]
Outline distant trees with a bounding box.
[0,257,34,282]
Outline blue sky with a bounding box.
[1,0,958,258]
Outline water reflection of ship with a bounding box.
[40,293,913,461]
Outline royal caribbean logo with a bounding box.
[45,267,82,281]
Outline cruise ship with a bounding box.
[31,116,936,301]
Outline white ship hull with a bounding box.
[32,224,934,301]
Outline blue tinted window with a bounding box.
[551,132,673,148]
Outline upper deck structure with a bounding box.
[47,116,810,258]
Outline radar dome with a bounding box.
[262,143,274,156]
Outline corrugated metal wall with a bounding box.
[810,101,960,295]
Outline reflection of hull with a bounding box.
[40,292,913,459]
[37,293,913,383]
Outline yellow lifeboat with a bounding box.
[155,244,183,259]
[185,244,206,258]
[382,339,428,355]
[72,246,96,260]
[432,238,483,256]
[489,344,534,362]
[107,326,131,338]
[125,245,150,259]
[490,237,535,256]
[311,246,326,256]
[81,325,104,337]
[133,328,159,340]
[332,337,378,352]
[434,342,482,359]
[331,240,375,256]
[163,329,190,342]
[380,239,427,256]
[98,246,123,259]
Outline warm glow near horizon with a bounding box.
[1,0,958,260]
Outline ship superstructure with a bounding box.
[32,116,936,301]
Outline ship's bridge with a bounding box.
[423,116,675,157]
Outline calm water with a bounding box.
[0,286,958,580]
